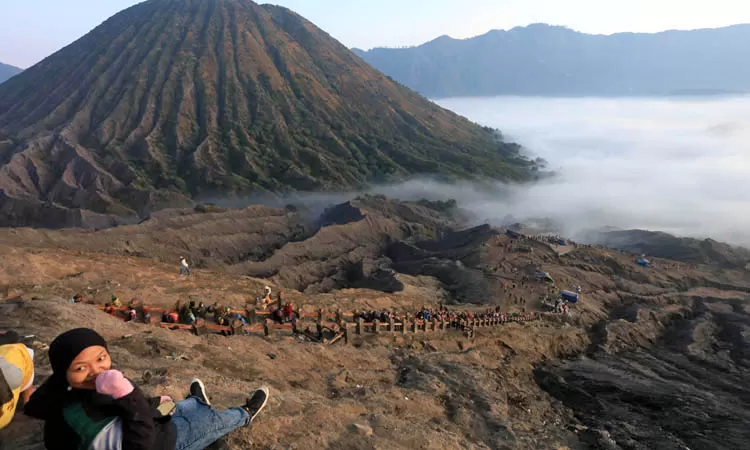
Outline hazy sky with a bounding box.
[1,0,749,68]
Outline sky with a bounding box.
[1,0,750,68]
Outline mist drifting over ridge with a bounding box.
[210,95,750,247]
[434,95,750,245]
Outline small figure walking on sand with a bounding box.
[180,256,191,277]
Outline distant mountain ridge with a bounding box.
[0,0,532,228]
[0,62,22,84]
[354,23,750,98]
[582,228,750,269]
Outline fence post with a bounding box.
[193,318,207,336]
[134,305,145,322]
[263,320,271,337]
[340,321,348,344]
[357,318,364,335]
[231,318,244,336]
[389,317,395,333]
[411,320,418,333]
[148,313,161,326]
[318,308,325,322]
[336,308,343,323]
[373,319,380,334]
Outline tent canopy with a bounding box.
[561,290,579,303]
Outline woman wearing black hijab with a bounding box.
[24,328,269,450]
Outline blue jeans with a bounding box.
[180,267,191,276]
[172,397,250,450]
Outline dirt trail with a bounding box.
[1,209,749,449]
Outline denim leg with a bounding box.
[172,398,250,450]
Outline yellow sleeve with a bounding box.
[0,344,34,390]
[0,344,33,430]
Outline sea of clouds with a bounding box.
[211,95,750,246]
[431,95,750,246]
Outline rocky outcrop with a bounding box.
[536,294,750,450]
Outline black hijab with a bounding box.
[48,328,108,377]
[24,328,108,419]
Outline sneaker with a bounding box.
[243,386,270,423]
[189,379,211,406]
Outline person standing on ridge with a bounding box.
[180,257,191,277]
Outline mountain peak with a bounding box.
[0,0,531,227]
[0,62,22,84]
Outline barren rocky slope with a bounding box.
[1,199,749,449]
[0,0,532,228]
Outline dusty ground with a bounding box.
[1,201,750,449]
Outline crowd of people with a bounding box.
[104,286,301,329]
[98,292,544,335]
[529,234,571,246]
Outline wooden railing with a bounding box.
[94,303,540,344]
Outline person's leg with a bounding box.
[171,398,250,450]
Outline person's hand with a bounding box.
[159,395,173,404]
[95,370,134,399]
[20,386,36,404]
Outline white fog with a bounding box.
[431,95,750,246]
[211,96,750,247]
